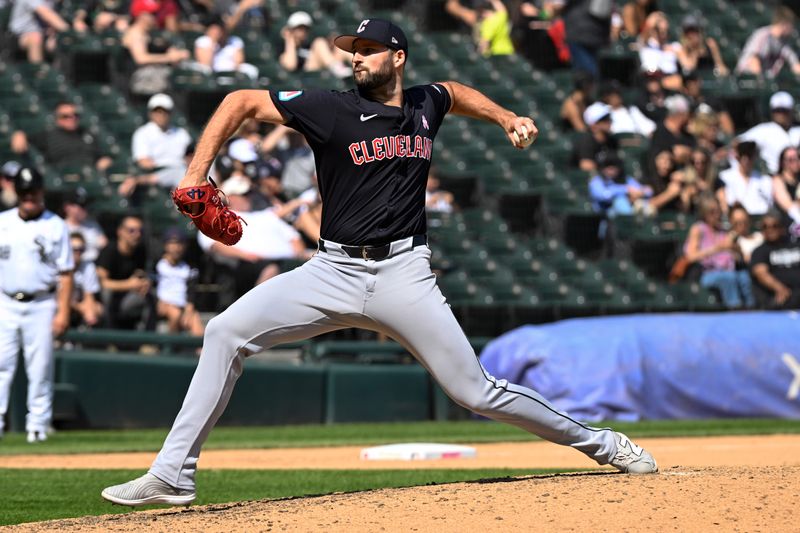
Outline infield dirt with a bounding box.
[4,435,800,532]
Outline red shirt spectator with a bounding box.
[130,0,178,31]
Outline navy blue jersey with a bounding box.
[270,84,451,245]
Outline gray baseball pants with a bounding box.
[149,236,616,490]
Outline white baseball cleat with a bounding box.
[609,432,658,474]
[101,473,196,507]
[26,431,47,443]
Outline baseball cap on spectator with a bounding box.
[681,15,701,31]
[13,166,44,194]
[583,102,612,126]
[228,139,258,163]
[770,91,794,111]
[220,175,251,196]
[665,94,690,115]
[334,18,409,56]
[163,226,187,243]
[65,186,90,207]
[1,161,21,179]
[257,157,284,180]
[130,0,160,18]
[147,93,174,112]
[287,11,313,29]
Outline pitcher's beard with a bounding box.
[354,59,394,92]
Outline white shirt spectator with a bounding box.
[736,25,800,78]
[195,34,245,72]
[73,260,100,299]
[66,220,106,263]
[610,106,656,137]
[131,122,192,188]
[9,0,50,35]
[738,121,800,174]
[718,167,773,215]
[156,258,196,308]
[198,208,301,259]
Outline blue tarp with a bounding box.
[479,312,800,420]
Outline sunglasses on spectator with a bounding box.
[57,113,79,119]
[762,223,782,229]
[784,156,800,162]
[72,246,86,253]
[123,226,142,233]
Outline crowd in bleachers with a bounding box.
[1,0,800,339]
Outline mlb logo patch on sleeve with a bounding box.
[278,91,304,101]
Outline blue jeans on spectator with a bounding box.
[700,270,755,308]
[567,41,600,78]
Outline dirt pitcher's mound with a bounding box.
[10,466,800,532]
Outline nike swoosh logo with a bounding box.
[360,114,378,122]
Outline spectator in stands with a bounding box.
[674,15,728,77]
[261,124,316,197]
[571,102,618,172]
[621,0,657,39]
[738,91,800,175]
[249,156,285,211]
[646,94,695,175]
[646,150,694,213]
[74,1,131,33]
[682,148,716,197]
[589,150,652,216]
[510,1,568,71]
[129,0,179,31]
[69,232,103,328]
[9,0,72,64]
[216,0,266,32]
[600,80,656,137]
[193,16,258,79]
[445,0,515,57]
[682,74,734,136]
[750,210,800,308]
[278,11,351,78]
[122,5,190,97]
[96,215,157,330]
[10,102,113,173]
[636,69,668,123]
[717,141,773,216]
[562,0,612,77]
[426,171,456,213]
[560,71,594,132]
[689,106,729,166]
[730,204,763,265]
[736,6,800,78]
[121,94,192,196]
[197,178,308,297]
[0,161,20,211]
[156,227,204,336]
[637,12,681,90]
[62,187,108,263]
[772,146,800,224]
[683,195,754,308]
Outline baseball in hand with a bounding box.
[512,126,533,147]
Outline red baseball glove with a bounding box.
[172,178,244,245]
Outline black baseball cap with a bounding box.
[65,186,89,207]
[13,166,44,194]
[334,18,408,56]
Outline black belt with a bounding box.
[319,235,427,261]
[5,289,55,302]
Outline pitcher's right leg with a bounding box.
[148,255,362,491]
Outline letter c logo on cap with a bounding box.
[357,19,370,33]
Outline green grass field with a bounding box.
[2,419,799,526]
[0,468,558,526]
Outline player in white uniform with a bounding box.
[0,167,73,442]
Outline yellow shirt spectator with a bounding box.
[479,9,514,56]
